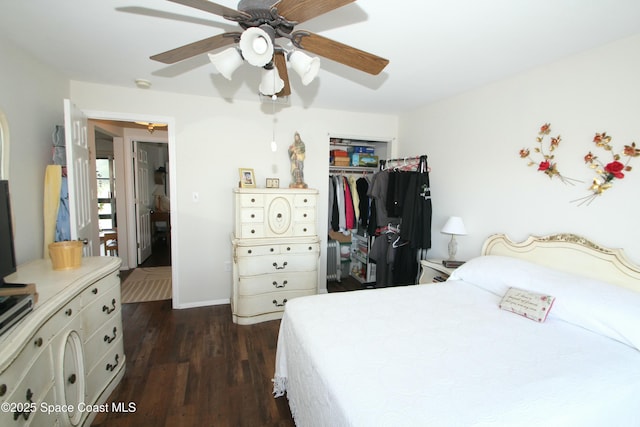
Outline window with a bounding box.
[96,157,116,230]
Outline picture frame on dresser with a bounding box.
[239,168,256,188]
[266,178,280,188]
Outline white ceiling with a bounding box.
[2,0,640,114]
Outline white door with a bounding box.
[134,141,152,263]
[64,99,97,255]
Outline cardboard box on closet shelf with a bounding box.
[351,154,379,167]
[334,157,351,166]
[330,149,349,157]
[352,146,375,154]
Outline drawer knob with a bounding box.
[92,288,98,294]
[13,388,33,421]
[277,213,282,218]
[272,261,288,270]
[68,374,77,384]
[251,198,255,203]
[272,298,288,307]
[303,228,307,232]
[303,213,307,218]
[247,249,252,254]
[65,308,73,316]
[106,354,120,372]
[0,384,6,396]
[250,229,255,234]
[304,198,308,203]
[103,298,117,314]
[251,214,255,218]
[272,280,287,289]
[286,247,291,251]
[104,327,118,344]
[34,337,43,347]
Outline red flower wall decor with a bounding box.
[573,132,640,205]
[519,123,579,185]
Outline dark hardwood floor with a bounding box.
[141,238,172,268]
[91,301,294,427]
[94,239,365,426]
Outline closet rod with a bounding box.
[329,166,376,174]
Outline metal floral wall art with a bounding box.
[572,132,640,205]
[519,123,579,185]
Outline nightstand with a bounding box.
[418,259,459,284]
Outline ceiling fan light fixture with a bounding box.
[288,51,320,85]
[239,26,275,67]
[258,67,284,96]
[208,47,244,80]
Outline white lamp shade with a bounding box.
[208,48,243,80]
[239,27,274,67]
[288,51,320,85]
[441,216,467,235]
[259,67,284,95]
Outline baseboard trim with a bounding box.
[173,298,230,309]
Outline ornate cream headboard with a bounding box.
[482,233,640,292]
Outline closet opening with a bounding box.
[328,135,431,292]
[328,137,385,292]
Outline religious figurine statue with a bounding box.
[288,131,308,188]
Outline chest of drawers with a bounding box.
[232,188,319,325]
[0,257,124,427]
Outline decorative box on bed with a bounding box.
[232,188,319,325]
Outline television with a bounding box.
[0,180,18,286]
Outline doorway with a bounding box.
[137,141,171,267]
[90,120,171,269]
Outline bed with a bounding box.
[273,234,640,426]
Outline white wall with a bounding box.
[0,37,69,264]
[399,34,640,264]
[69,82,398,307]
[6,29,639,308]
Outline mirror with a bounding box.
[0,110,8,179]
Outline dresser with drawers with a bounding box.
[0,257,124,427]
[232,188,320,325]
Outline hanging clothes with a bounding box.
[386,171,412,218]
[329,173,366,233]
[368,170,400,228]
[356,176,370,228]
[368,155,432,286]
[342,176,356,230]
[335,175,345,231]
[369,231,394,287]
[348,175,360,223]
[328,175,336,231]
[56,176,71,242]
[399,156,432,250]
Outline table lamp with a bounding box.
[441,216,467,260]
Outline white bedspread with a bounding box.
[274,281,640,426]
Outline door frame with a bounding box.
[84,109,178,304]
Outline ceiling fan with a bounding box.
[150,0,389,97]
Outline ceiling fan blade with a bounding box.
[276,0,355,24]
[274,51,291,97]
[150,32,240,64]
[167,0,250,21]
[292,31,389,75]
